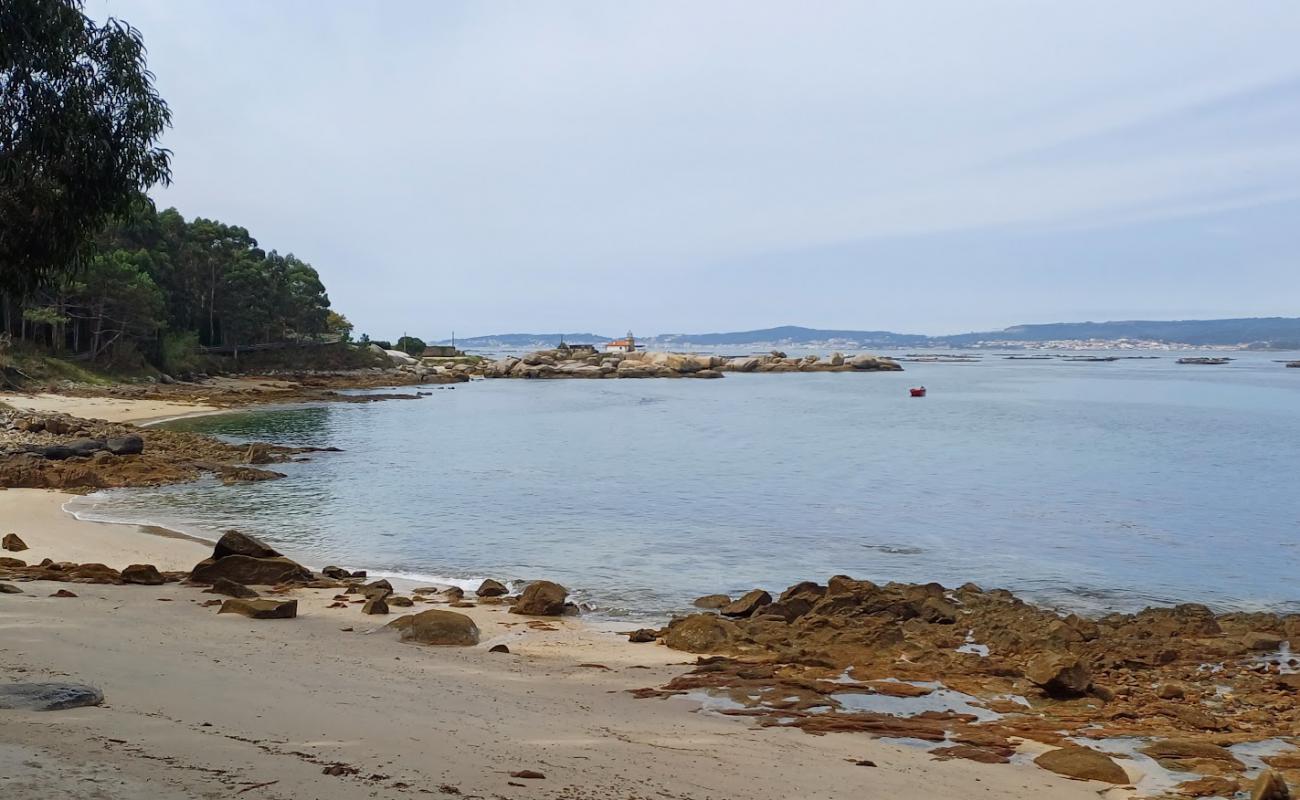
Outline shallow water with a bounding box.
[71,350,1300,621]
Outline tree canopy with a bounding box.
[8,203,341,367]
[0,0,172,298]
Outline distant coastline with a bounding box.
[435,317,1300,352]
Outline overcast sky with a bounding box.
[88,1,1300,338]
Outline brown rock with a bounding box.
[1242,631,1285,651]
[692,594,731,609]
[217,597,297,619]
[51,589,77,597]
[388,596,414,607]
[663,614,739,653]
[389,609,479,646]
[510,580,569,616]
[1034,746,1128,784]
[1139,739,1244,770]
[1025,651,1091,696]
[0,583,22,594]
[444,586,465,601]
[0,556,26,568]
[321,565,350,579]
[190,555,312,586]
[489,644,510,653]
[362,597,389,615]
[67,563,121,583]
[627,628,660,643]
[211,529,282,560]
[1156,682,1187,700]
[207,577,258,599]
[720,589,771,618]
[476,579,508,597]
[509,771,545,780]
[2,533,28,552]
[1176,776,1239,797]
[1251,770,1291,800]
[120,563,165,585]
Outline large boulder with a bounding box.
[0,682,104,711]
[389,609,480,646]
[1025,651,1091,697]
[383,349,418,366]
[720,589,771,618]
[120,563,165,585]
[105,435,144,456]
[2,533,27,552]
[211,530,281,560]
[476,579,508,597]
[190,555,312,586]
[1250,770,1291,800]
[510,580,569,616]
[1034,747,1128,784]
[217,597,298,619]
[664,614,740,654]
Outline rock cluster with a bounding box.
[637,576,1300,793]
[478,349,901,380]
[0,557,184,586]
[0,409,306,490]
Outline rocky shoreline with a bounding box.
[475,349,902,379]
[3,389,1296,797]
[626,577,1299,796]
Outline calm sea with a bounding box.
[70,351,1300,621]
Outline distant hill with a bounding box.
[941,318,1300,348]
[435,332,611,348]
[436,318,1300,350]
[647,325,929,347]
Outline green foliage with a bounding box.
[160,330,201,376]
[7,202,342,368]
[326,311,353,342]
[0,0,172,298]
[395,335,426,356]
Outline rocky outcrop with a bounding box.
[510,580,569,616]
[1033,747,1128,784]
[388,609,479,646]
[642,574,1300,774]
[0,408,306,490]
[476,349,901,380]
[217,597,298,619]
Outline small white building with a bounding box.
[604,331,636,353]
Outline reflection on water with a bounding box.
[70,351,1300,621]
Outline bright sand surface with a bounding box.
[0,391,221,424]
[1,394,1122,799]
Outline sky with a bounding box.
[88,0,1300,339]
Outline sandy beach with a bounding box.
[0,392,1125,799]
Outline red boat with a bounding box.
[909,387,927,397]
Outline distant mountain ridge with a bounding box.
[437,318,1300,350]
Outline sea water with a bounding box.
[69,350,1300,621]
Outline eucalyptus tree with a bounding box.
[0,0,171,310]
